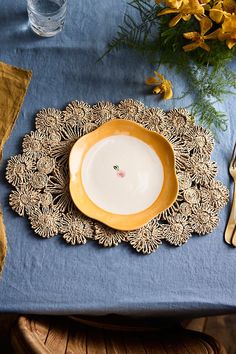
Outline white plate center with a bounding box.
[81,135,164,214]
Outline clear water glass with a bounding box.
[27,0,67,37]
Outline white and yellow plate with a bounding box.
[69,119,178,230]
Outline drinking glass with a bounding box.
[27,0,67,37]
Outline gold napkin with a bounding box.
[0,61,32,274]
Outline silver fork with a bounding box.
[225,143,236,246]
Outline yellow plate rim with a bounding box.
[69,119,178,231]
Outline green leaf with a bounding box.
[102,0,236,132]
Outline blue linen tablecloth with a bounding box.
[0,0,236,316]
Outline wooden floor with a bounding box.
[1,314,236,353]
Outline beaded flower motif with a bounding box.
[183,186,201,205]
[163,213,192,246]
[127,220,163,254]
[22,130,52,158]
[190,203,219,235]
[6,154,35,186]
[92,101,117,125]
[30,172,48,190]
[6,100,229,254]
[178,202,193,217]
[188,155,217,186]
[35,108,64,134]
[47,130,62,145]
[37,156,55,174]
[9,186,40,216]
[28,207,62,238]
[116,99,145,121]
[63,101,93,127]
[166,108,194,137]
[94,223,127,247]
[200,180,229,209]
[60,213,94,245]
[184,125,215,156]
[141,108,166,133]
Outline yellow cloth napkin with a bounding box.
[0,61,32,274]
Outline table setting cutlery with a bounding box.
[225,143,236,246]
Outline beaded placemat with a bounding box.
[6,99,229,254]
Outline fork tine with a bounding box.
[230,142,236,167]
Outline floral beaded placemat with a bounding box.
[6,99,229,254]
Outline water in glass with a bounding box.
[27,0,67,37]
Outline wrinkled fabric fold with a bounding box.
[0,61,32,274]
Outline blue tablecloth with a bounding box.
[0,0,236,316]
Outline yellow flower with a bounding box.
[209,0,236,23]
[209,1,224,23]
[219,14,236,48]
[146,71,173,100]
[182,17,219,51]
[223,0,236,13]
[158,0,205,27]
